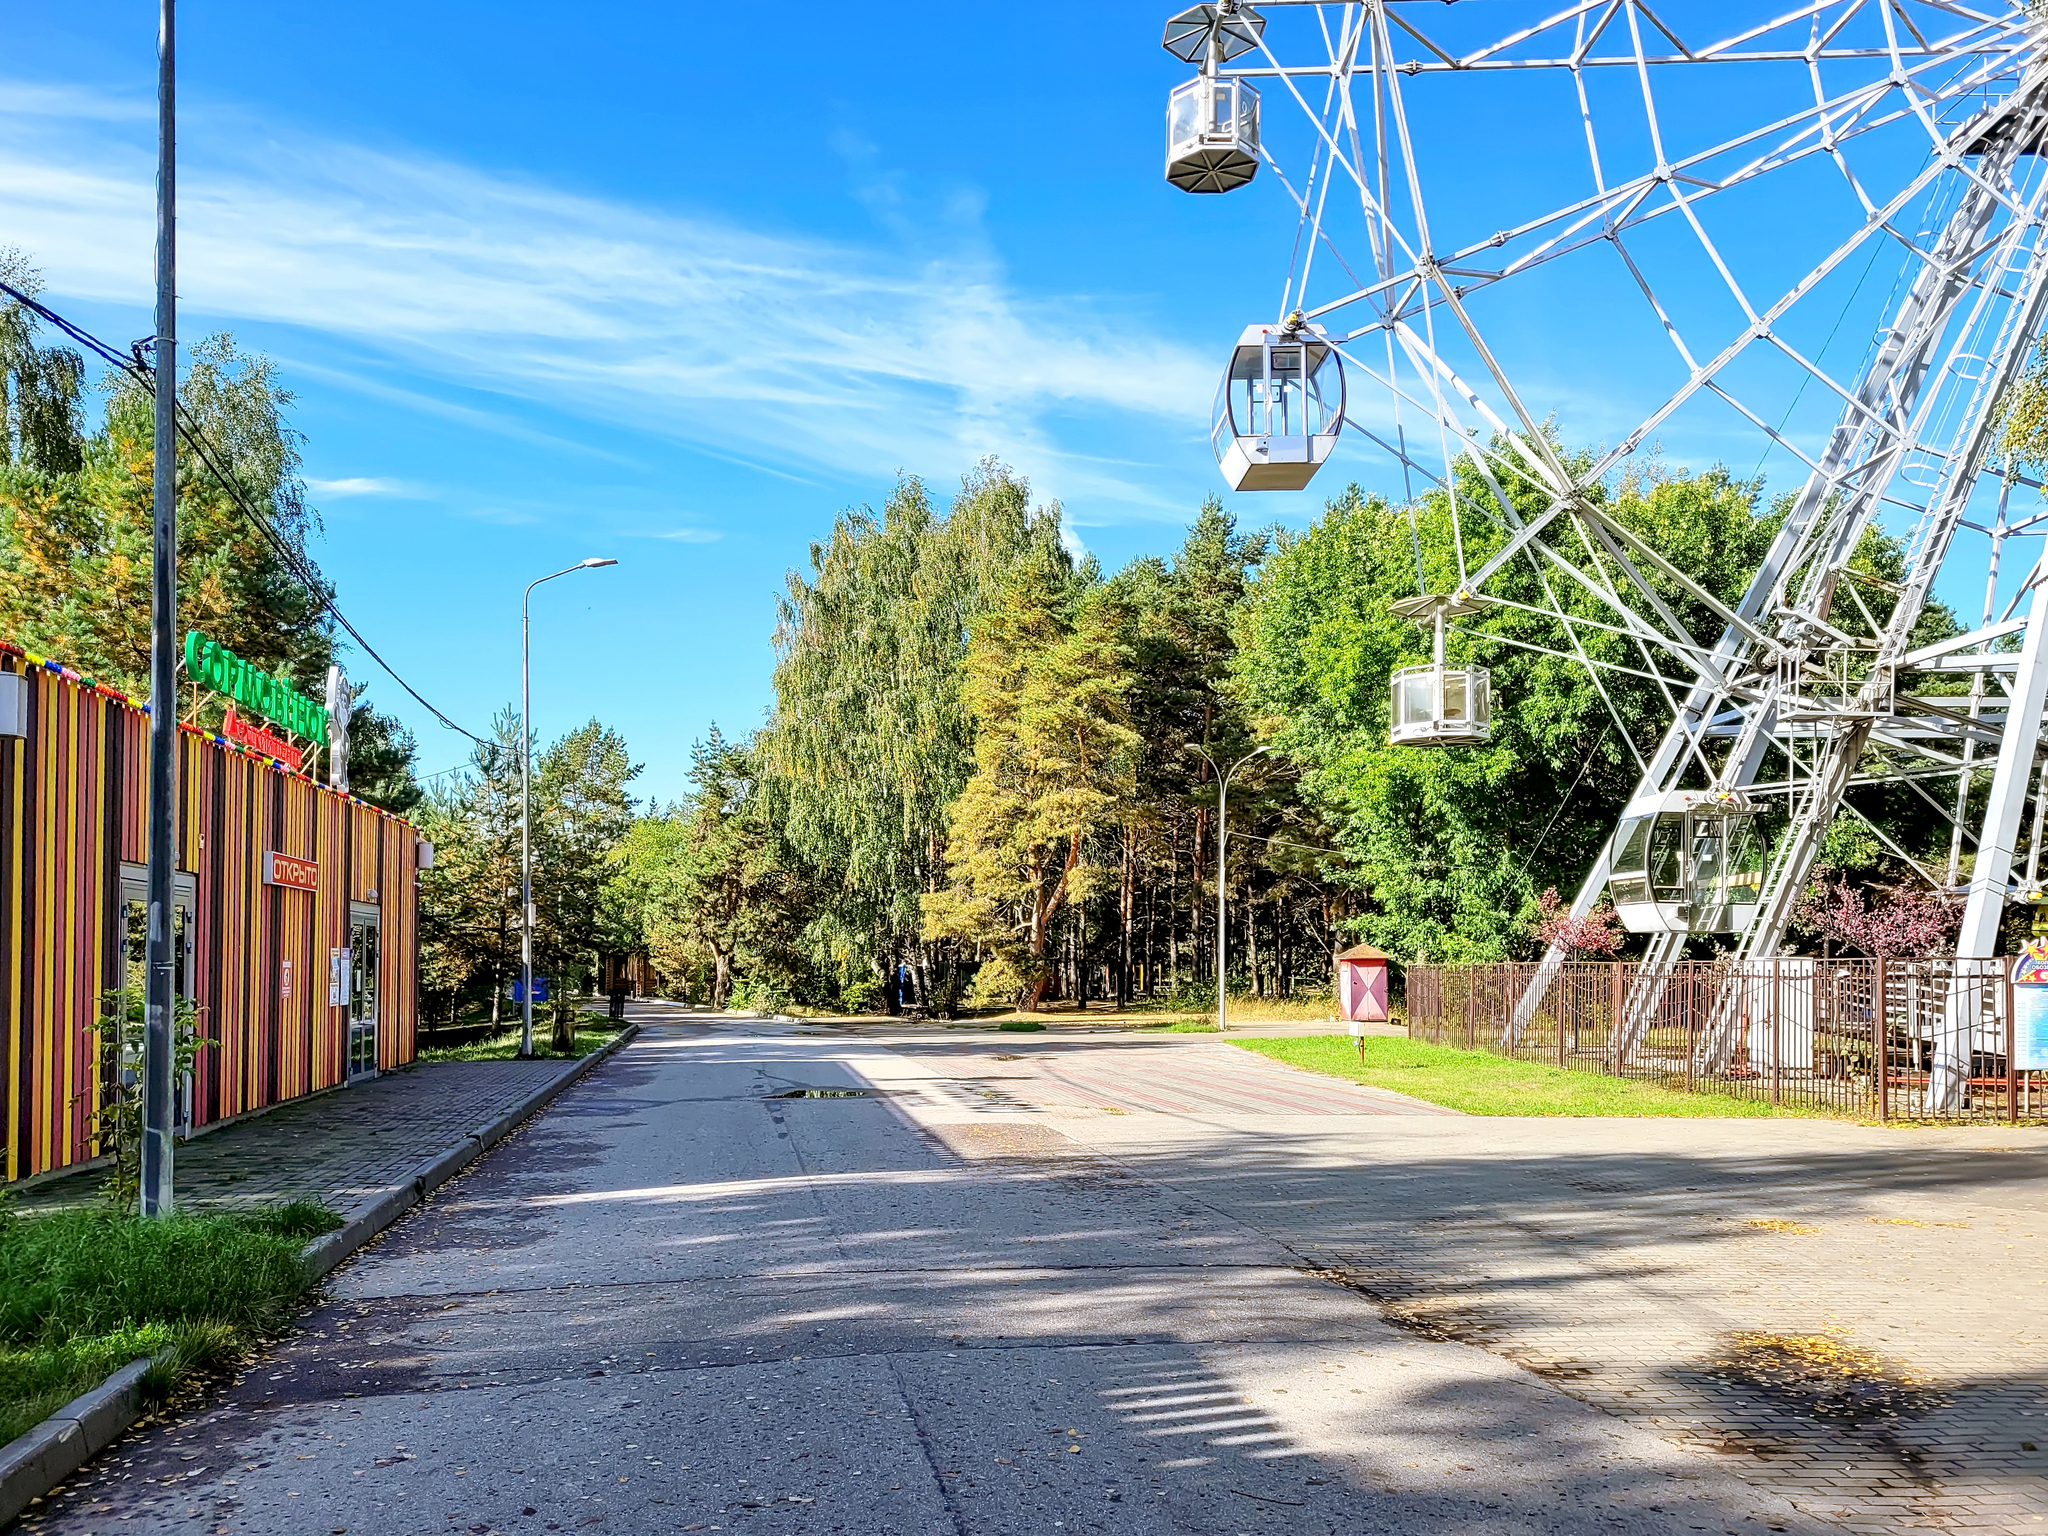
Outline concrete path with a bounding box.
[22,1015,2007,1535]
[15,1059,585,1220]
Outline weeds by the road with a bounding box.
[1235,1035,1821,1117]
[0,1201,341,1443]
[419,1020,624,1062]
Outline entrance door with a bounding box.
[116,866,197,1133]
[347,908,381,1080]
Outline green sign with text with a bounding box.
[183,631,328,744]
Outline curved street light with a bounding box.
[521,557,618,1058]
[1183,741,1270,1033]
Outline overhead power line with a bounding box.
[0,278,484,744]
[1229,829,1350,858]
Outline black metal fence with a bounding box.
[1405,958,2044,1122]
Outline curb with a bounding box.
[300,1022,639,1283]
[0,1361,151,1529]
[0,1024,639,1528]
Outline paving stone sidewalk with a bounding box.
[874,1037,2048,1535]
[1090,1117,2048,1536]
[15,1060,581,1219]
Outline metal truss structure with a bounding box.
[1168,1,2048,1106]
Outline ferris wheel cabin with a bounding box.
[1387,593,1491,746]
[1605,791,1767,935]
[1211,323,1344,491]
[1166,75,1261,193]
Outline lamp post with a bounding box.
[520,558,617,1058]
[1183,742,1269,1033]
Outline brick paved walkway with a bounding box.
[873,1037,1455,1117]
[15,1060,579,1218]
[833,1031,2048,1535]
[1072,1109,2048,1535]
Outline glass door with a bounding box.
[347,913,380,1079]
[116,867,197,1133]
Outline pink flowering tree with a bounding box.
[1531,887,1624,958]
[1794,876,1955,959]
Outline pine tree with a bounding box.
[922,553,1140,1009]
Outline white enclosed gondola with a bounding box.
[1162,2,1266,194]
[1166,75,1261,194]
[1211,321,1344,491]
[1605,790,1767,934]
[1387,593,1491,746]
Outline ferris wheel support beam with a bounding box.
[1932,568,2048,1107]
[1509,80,2048,1053]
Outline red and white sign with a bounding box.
[224,707,303,772]
[264,851,319,892]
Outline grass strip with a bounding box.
[0,1202,338,1445]
[418,1021,623,1062]
[1232,1035,1826,1117]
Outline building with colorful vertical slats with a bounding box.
[0,639,418,1185]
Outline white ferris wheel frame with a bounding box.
[1182,1,2048,1105]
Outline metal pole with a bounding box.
[1216,766,1228,1034]
[1193,743,1268,1034]
[140,0,178,1219]
[518,558,617,1056]
[520,586,534,1059]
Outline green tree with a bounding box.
[617,729,806,1008]
[764,460,1067,1001]
[414,713,524,1032]
[0,262,420,813]
[531,719,641,1049]
[0,247,84,475]
[1235,455,1776,960]
[922,552,1141,1008]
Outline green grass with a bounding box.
[0,1203,338,1444]
[1233,1035,1822,1118]
[418,1019,624,1062]
[1137,1020,1221,1033]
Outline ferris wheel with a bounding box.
[1158,1,2048,1103]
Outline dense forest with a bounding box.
[1,258,1975,1023]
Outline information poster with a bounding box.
[2012,939,2048,1071]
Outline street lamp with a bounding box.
[520,557,617,1058]
[1183,741,1270,1033]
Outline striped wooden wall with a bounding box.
[0,643,419,1183]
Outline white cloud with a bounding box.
[306,476,418,499]
[643,527,723,544]
[0,83,1214,512]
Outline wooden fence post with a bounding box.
[1770,957,1781,1108]
[1611,962,1625,1075]
[1875,957,1888,1124]
[2008,970,2019,1126]
[1685,964,1697,1093]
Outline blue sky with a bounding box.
[3,2,2034,802]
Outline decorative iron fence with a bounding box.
[1404,958,2043,1122]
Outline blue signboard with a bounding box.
[510,976,551,1004]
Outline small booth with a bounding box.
[1605,788,1766,934]
[1337,943,1391,1029]
[0,638,421,1186]
[1211,321,1345,490]
[1388,592,1492,746]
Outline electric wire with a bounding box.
[0,279,485,744]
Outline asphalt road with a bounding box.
[24,1016,1836,1536]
